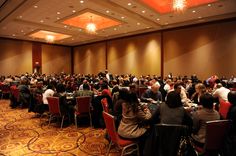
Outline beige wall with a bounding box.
[42,44,71,74]
[107,33,161,76]
[163,21,236,79]
[73,42,106,74]
[0,39,32,75]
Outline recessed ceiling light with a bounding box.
[165,22,169,25]
[106,10,110,13]
[142,10,146,13]
[40,20,44,23]
[79,29,82,31]
[146,27,150,29]
[57,17,60,20]
[198,16,202,19]
[80,0,84,3]
[114,28,117,31]
[208,4,212,7]
[34,5,38,8]
[72,10,76,13]
[192,10,196,13]
[137,22,140,25]
[72,38,74,40]
[12,34,16,36]
[128,3,132,6]
[121,16,125,19]
[156,18,160,21]
[19,16,23,18]
[57,12,61,15]
[64,25,68,28]
[21,30,24,32]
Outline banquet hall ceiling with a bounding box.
[0,0,236,46]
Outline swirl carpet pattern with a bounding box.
[0,100,120,156]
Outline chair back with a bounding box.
[75,96,91,113]
[205,120,230,151]
[103,111,119,144]
[47,97,61,115]
[144,124,188,156]
[101,98,109,113]
[219,100,232,119]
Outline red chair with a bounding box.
[219,100,232,119]
[47,97,65,129]
[101,98,109,113]
[74,96,92,128]
[195,120,231,155]
[102,112,139,156]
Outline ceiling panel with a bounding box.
[0,0,235,46]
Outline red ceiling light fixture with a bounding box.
[86,16,97,34]
[173,0,187,12]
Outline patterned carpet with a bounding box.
[0,100,120,156]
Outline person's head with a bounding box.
[174,83,182,94]
[200,93,214,109]
[228,91,236,105]
[47,83,54,90]
[166,91,182,108]
[151,83,160,93]
[56,83,65,93]
[216,83,223,89]
[195,83,206,94]
[83,83,90,90]
[129,83,137,93]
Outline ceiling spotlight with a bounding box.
[40,20,44,23]
[19,16,23,18]
[192,10,196,13]
[142,10,146,13]
[106,10,110,13]
[121,16,125,19]
[128,3,132,6]
[57,17,60,20]
[72,10,76,13]
[137,22,140,25]
[34,5,38,8]
[80,0,84,3]
[208,4,212,7]
[156,18,160,21]
[57,12,61,15]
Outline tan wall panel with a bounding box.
[0,39,32,75]
[74,42,106,74]
[163,21,236,79]
[107,33,161,76]
[42,44,71,74]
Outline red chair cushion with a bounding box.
[117,136,136,147]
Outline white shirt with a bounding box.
[213,87,230,101]
[42,89,55,104]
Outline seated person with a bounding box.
[191,83,206,105]
[53,84,74,122]
[118,91,151,154]
[160,90,192,126]
[141,83,162,103]
[74,83,94,97]
[191,93,220,147]
[222,91,236,156]
[18,78,31,108]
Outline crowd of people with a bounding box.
[0,72,236,156]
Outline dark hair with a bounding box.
[200,93,214,109]
[174,83,182,90]
[56,83,65,93]
[83,83,90,90]
[228,91,236,105]
[166,91,182,108]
